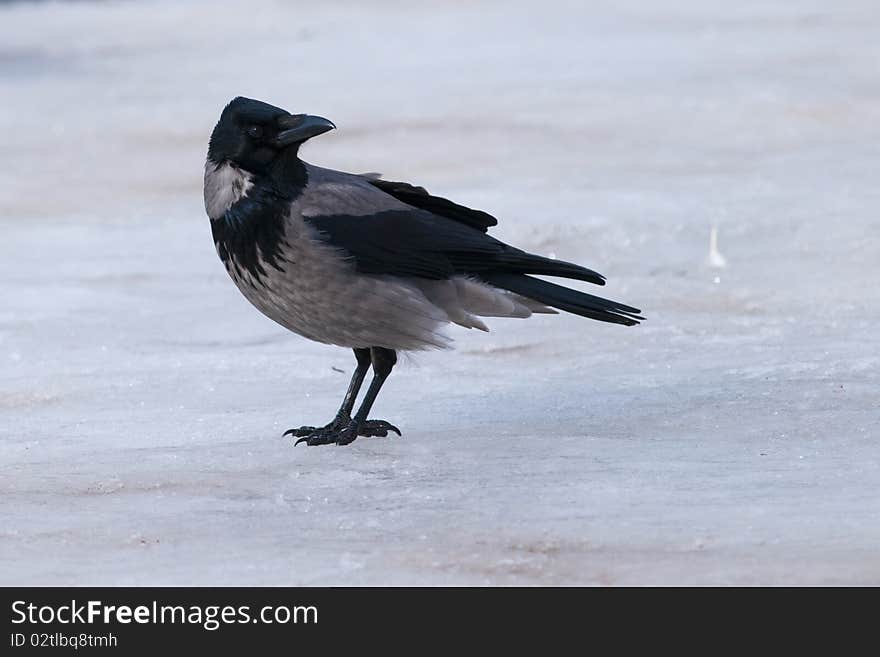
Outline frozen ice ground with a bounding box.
[1,0,878,585]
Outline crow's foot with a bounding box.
[287,418,401,446]
[283,415,347,439]
[358,419,401,438]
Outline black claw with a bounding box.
[294,432,337,447]
[359,420,401,438]
[284,426,318,438]
[283,417,346,440]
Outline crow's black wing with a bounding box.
[304,207,605,285]
[304,208,646,325]
[367,178,498,232]
[300,173,643,325]
[305,209,499,279]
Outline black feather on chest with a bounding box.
[211,185,290,280]
[211,158,308,281]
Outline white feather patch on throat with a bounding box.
[203,159,254,220]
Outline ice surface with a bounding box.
[1,0,878,585]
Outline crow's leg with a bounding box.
[284,348,371,439]
[296,347,401,447]
[346,347,401,442]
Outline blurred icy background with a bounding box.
[1,0,878,584]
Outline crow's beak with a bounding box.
[275,114,336,147]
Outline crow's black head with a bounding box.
[207,97,335,175]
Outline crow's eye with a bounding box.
[247,125,264,139]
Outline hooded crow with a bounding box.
[204,97,643,446]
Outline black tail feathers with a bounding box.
[481,272,643,326]
[496,250,607,286]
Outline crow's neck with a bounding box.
[211,155,307,281]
